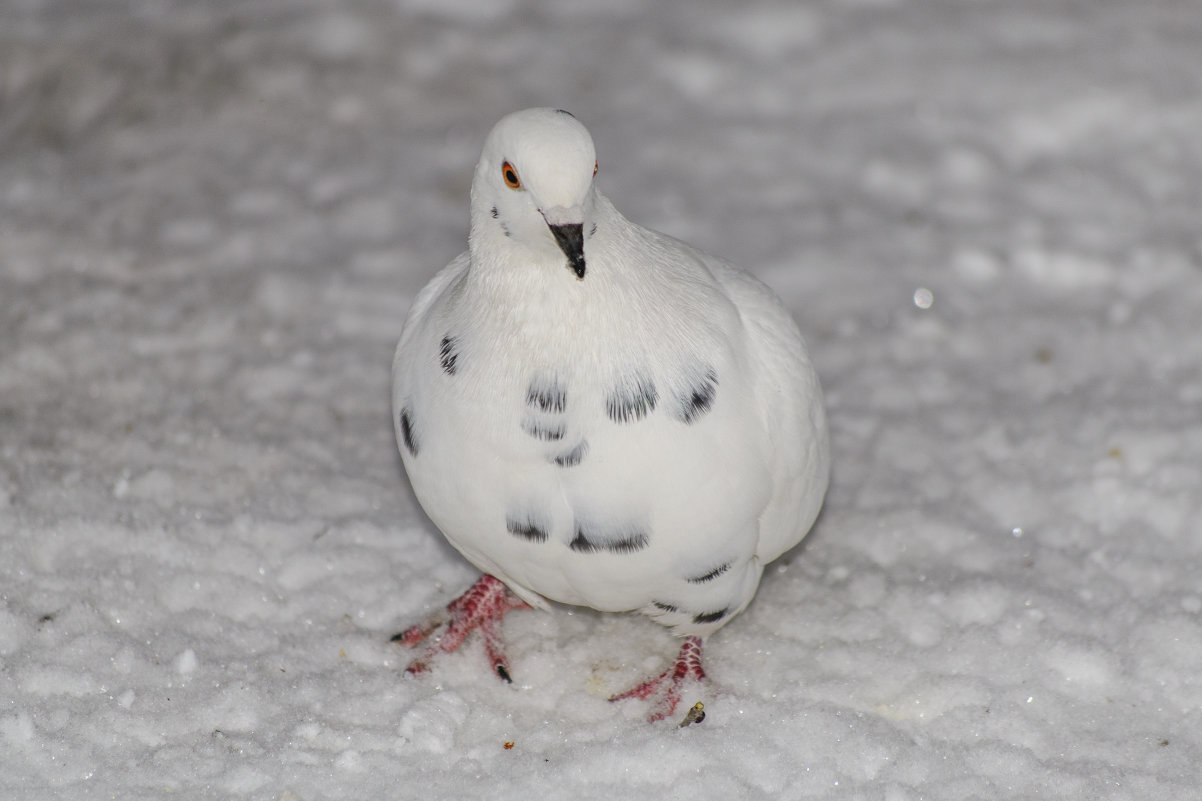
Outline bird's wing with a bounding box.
[704,254,831,563]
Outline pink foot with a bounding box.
[609,636,707,722]
[391,575,530,682]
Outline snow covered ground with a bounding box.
[2,0,1200,798]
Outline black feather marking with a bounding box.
[555,109,576,119]
[399,407,419,456]
[490,205,499,218]
[526,375,567,413]
[500,222,512,238]
[589,222,598,237]
[438,335,460,376]
[676,367,718,424]
[505,514,549,543]
[552,440,588,468]
[520,416,565,441]
[606,373,658,424]
[686,562,731,584]
[652,601,679,613]
[692,608,729,625]
[569,521,649,554]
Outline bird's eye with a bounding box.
[501,161,522,189]
[593,161,598,178]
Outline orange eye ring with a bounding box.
[501,161,521,189]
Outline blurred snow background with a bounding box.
[2,0,1200,798]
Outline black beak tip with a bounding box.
[548,222,587,280]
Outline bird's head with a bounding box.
[470,108,599,280]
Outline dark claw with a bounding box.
[495,664,513,683]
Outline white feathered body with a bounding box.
[393,185,829,636]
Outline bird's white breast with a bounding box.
[394,206,828,635]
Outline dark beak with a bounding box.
[548,223,586,279]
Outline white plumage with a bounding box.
[392,108,828,711]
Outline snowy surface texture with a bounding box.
[2,1,1200,799]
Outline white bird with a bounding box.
[392,108,830,722]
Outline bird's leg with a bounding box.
[609,636,707,723]
[391,574,530,683]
